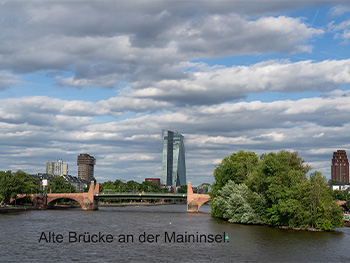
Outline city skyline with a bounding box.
[1,1,350,185]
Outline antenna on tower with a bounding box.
[169,124,172,131]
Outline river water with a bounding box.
[0,204,349,262]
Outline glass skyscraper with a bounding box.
[161,130,186,187]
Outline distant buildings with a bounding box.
[34,173,87,192]
[39,154,95,191]
[161,130,186,187]
[77,153,96,182]
[331,150,349,183]
[62,174,87,191]
[46,159,68,176]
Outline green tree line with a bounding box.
[99,179,169,193]
[0,170,40,203]
[210,150,344,231]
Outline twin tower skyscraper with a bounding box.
[161,130,186,187]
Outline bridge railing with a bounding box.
[95,192,187,199]
[97,192,186,195]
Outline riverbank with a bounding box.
[0,206,40,213]
[272,226,325,232]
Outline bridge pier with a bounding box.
[186,183,210,212]
[81,181,99,210]
[81,198,99,210]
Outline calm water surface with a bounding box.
[0,205,349,262]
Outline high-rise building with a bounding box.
[161,130,186,187]
[46,159,68,176]
[77,154,96,182]
[331,150,349,183]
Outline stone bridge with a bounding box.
[15,182,210,212]
[15,181,99,210]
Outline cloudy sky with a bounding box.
[1,0,350,185]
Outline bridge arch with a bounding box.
[46,196,84,208]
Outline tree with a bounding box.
[177,185,187,194]
[125,180,140,192]
[140,181,161,192]
[100,181,116,193]
[0,170,40,203]
[212,180,266,224]
[0,170,18,203]
[45,176,76,193]
[114,180,127,192]
[306,172,343,230]
[211,151,259,197]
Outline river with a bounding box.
[0,204,349,262]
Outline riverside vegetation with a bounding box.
[0,170,40,204]
[210,150,344,231]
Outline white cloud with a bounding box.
[169,15,323,57]
[255,132,285,142]
[329,4,350,17]
[131,59,350,105]
[119,154,156,161]
[328,19,350,43]
[0,71,23,90]
[98,97,172,114]
[313,133,325,138]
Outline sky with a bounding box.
[1,0,350,186]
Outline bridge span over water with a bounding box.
[16,182,210,212]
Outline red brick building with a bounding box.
[145,178,161,186]
[331,150,349,183]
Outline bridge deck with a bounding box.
[95,193,187,199]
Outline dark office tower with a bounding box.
[77,154,96,182]
[331,150,349,183]
[161,130,186,187]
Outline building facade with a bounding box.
[77,154,96,182]
[145,178,161,187]
[331,150,349,183]
[46,159,68,176]
[332,182,350,191]
[161,130,186,187]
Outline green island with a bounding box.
[210,150,346,231]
